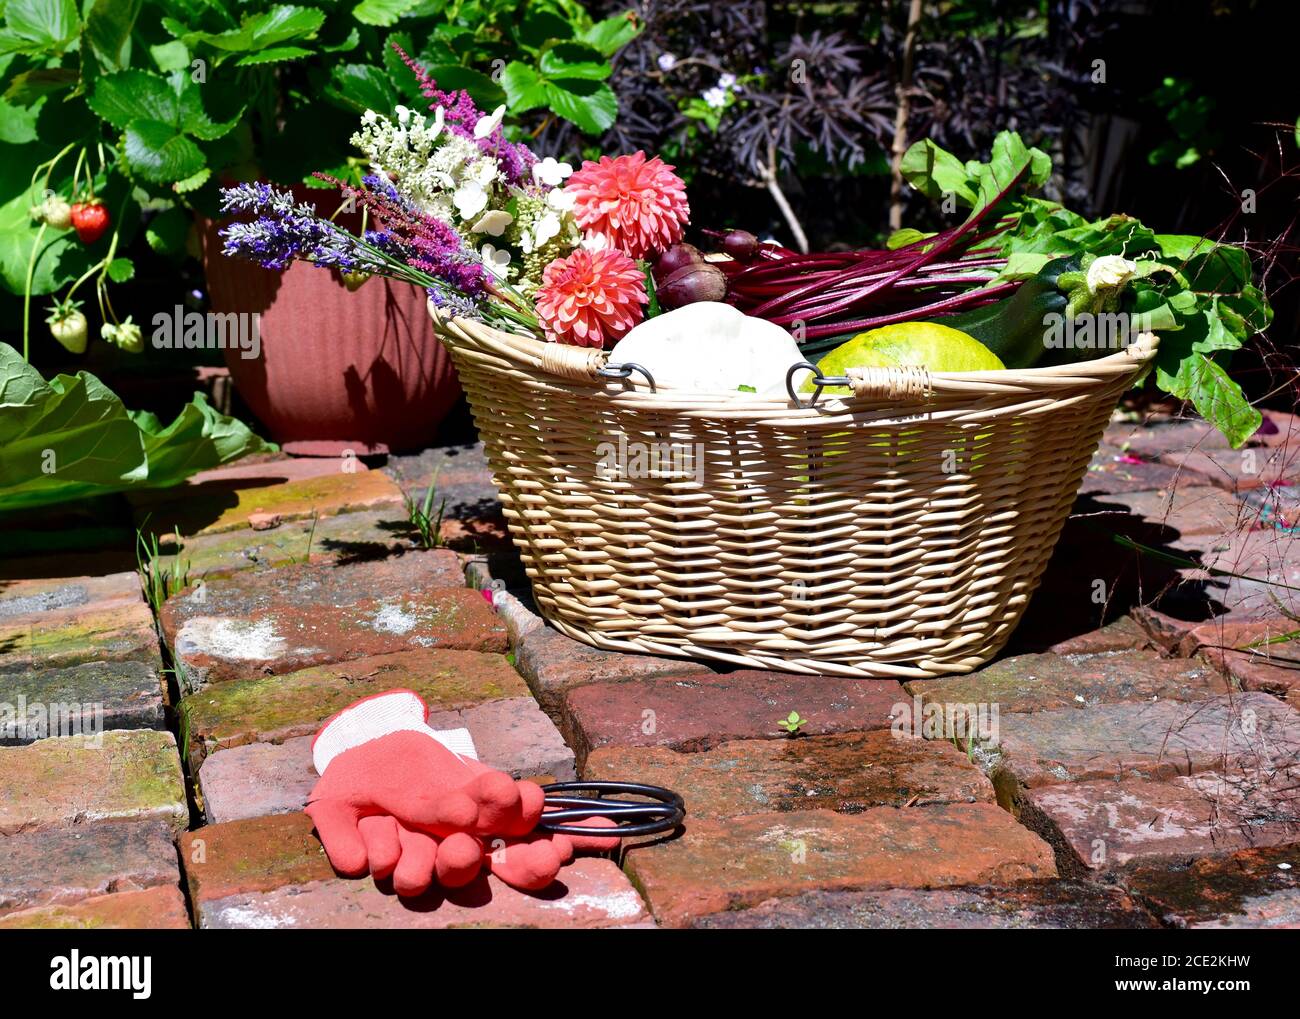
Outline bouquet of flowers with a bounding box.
[220,45,689,350]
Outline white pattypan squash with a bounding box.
[608,302,809,396]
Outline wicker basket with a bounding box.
[433,305,1157,679]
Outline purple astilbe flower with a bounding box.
[391,43,536,187]
[315,173,490,299]
[218,184,383,274]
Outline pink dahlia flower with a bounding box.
[535,248,647,348]
[565,152,690,259]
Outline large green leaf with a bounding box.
[89,69,180,128]
[122,120,206,183]
[5,0,79,50]
[172,4,324,55]
[0,342,274,511]
[539,42,610,81]
[516,10,573,49]
[580,14,642,56]
[500,61,548,113]
[323,63,398,113]
[544,78,617,134]
[352,0,421,27]
[83,0,140,70]
[1155,345,1261,449]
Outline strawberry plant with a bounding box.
[0,0,641,360]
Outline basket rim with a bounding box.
[430,301,1158,405]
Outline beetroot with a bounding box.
[653,243,704,282]
[721,230,760,261]
[657,263,728,308]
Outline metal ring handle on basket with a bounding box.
[787,361,932,408]
[537,342,655,390]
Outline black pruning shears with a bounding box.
[537,781,685,838]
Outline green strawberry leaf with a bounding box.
[580,14,642,56]
[544,78,617,135]
[122,120,206,184]
[89,69,179,129]
[500,61,549,113]
[539,42,611,81]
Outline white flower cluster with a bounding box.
[353,105,584,289]
[351,105,507,233]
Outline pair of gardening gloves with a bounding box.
[306,690,618,896]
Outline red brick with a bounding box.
[1077,444,1183,496]
[0,571,138,616]
[182,812,647,928]
[1046,616,1151,656]
[0,730,187,835]
[1121,845,1300,928]
[180,813,334,905]
[1023,770,1300,875]
[179,649,527,767]
[986,693,1300,805]
[1085,485,1247,537]
[160,552,506,689]
[0,821,179,916]
[199,859,646,929]
[514,625,712,716]
[182,454,369,488]
[1201,647,1300,699]
[197,737,318,824]
[690,881,1159,929]
[0,598,160,673]
[583,733,993,819]
[134,467,403,537]
[162,508,420,580]
[0,886,190,929]
[562,670,903,769]
[906,649,1226,719]
[624,804,1056,927]
[0,660,165,742]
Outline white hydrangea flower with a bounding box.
[657,53,676,71]
[718,73,737,90]
[546,188,576,212]
[480,243,512,279]
[473,104,506,139]
[453,181,488,220]
[471,158,500,187]
[532,157,573,188]
[470,210,513,236]
[533,212,562,247]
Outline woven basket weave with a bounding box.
[433,305,1157,679]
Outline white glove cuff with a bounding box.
[312,689,478,774]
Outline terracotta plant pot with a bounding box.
[197,188,460,455]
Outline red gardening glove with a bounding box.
[305,690,545,878]
[381,820,622,896]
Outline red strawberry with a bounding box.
[70,202,110,244]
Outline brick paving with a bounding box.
[3,409,1300,928]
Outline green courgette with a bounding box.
[928,256,1081,369]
